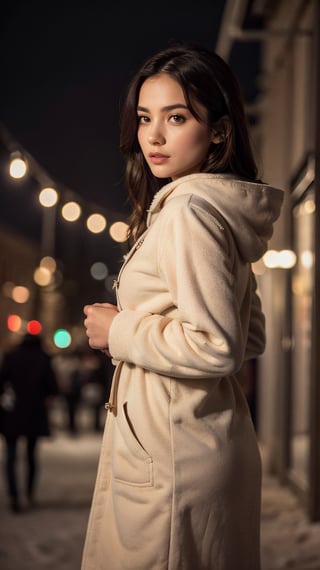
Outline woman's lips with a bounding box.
[149,153,170,165]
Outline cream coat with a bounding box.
[81,173,283,570]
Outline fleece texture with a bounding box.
[81,173,283,570]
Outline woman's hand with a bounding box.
[83,303,119,352]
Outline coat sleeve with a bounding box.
[108,196,247,379]
[244,272,266,361]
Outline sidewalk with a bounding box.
[0,420,319,569]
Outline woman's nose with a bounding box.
[148,131,165,145]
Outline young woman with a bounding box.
[82,44,283,570]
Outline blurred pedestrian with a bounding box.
[0,333,58,512]
[52,352,82,435]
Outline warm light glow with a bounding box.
[40,256,56,273]
[304,199,316,215]
[9,156,28,179]
[262,250,279,268]
[301,250,314,269]
[27,320,42,335]
[39,187,58,207]
[7,314,22,332]
[90,262,108,280]
[12,285,30,303]
[86,213,107,234]
[33,266,52,286]
[61,201,81,222]
[263,249,296,269]
[109,221,129,243]
[292,275,303,296]
[278,250,296,269]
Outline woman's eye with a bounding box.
[170,114,185,124]
[137,115,149,123]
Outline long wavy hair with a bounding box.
[120,43,259,242]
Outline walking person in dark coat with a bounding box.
[0,333,58,512]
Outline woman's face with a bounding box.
[137,73,213,180]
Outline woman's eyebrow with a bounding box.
[137,104,189,112]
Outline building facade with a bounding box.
[217,0,320,520]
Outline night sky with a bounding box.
[1,1,226,216]
[0,0,262,281]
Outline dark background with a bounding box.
[0,0,262,276]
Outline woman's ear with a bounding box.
[211,115,231,144]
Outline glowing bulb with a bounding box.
[39,187,58,207]
[33,266,52,286]
[263,249,297,269]
[278,250,296,269]
[40,256,56,273]
[86,213,107,234]
[61,201,81,222]
[109,221,129,243]
[301,250,314,269]
[263,250,279,268]
[12,286,30,303]
[9,156,28,179]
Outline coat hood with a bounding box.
[147,173,284,262]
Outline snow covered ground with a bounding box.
[0,416,319,570]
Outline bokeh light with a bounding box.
[40,256,56,273]
[12,285,30,303]
[263,249,297,269]
[301,250,314,269]
[53,328,72,349]
[109,221,129,243]
[86,213,107,234]
[7,314,22,332]
[61,201,82,222]
[9,156,28,179]
[90,262,108,280]
[27,320,42,335]
[33,266,52,286]
[39,187,58,207]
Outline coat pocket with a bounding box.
[113,401,153,486]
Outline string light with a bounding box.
[39,187,59,207]
[1,123,129,250]
[9,154,28,179]
[86,213,107,234]
[109,221,129,242]
[61,201,81,221]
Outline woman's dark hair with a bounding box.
[120,42,259,241]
